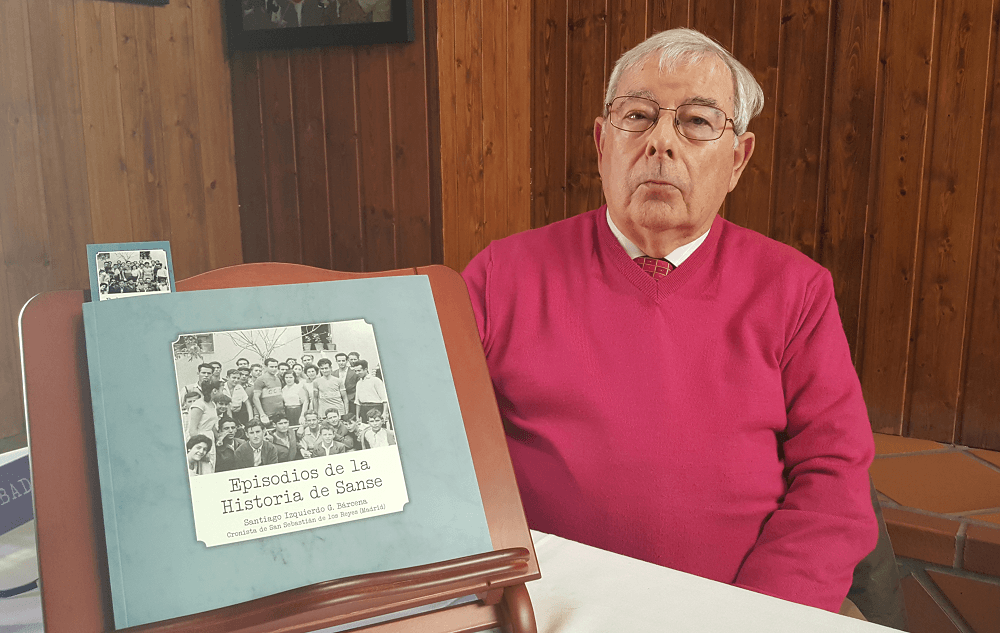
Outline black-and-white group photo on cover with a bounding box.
[173,319,408,547]
[96,249,171,301]
[175,321,397,478]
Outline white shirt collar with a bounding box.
[606,209,710,267]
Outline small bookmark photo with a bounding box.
[87,242,176,302]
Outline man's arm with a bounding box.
[335,426,354,450]
[734,270,877,612]
[233,444,250,469]
[252,387,267,421]
[461,244,493,352]
[262,441,279,465]
[302,383,313,413]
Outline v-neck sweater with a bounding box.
[462,206,877,612]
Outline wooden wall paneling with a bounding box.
[691,0,734,219]
[320,48,364,272]
[607,0,647,65]
[0,0,27,440]
[0,0,239,440]
[530,0,567,229]
[114,5,170,243]
[154,0,212,279]
[27,0,94,290]
[452,0,486,266]
[0,0,49,304]
[190,0,242,270]
[565,0,607,218]
[356,47,397,271]
[819,0,883,361]
[0,247,19,438]
[481,0,509,247]
[289,50,333,270]
[859,0,937,435]
[75,0,133,244]
[231,51,271,264]
[0,259,19,440]
[388,1,434,268]
[767,0,831,259]
[506,0,532,238]
[648,0,690,35]
[259,51,302,264]
[961,0,1000,450]
[436,0,459,267]
[728,0,781,236]
[907,0,995,443]
[424,0,444,266]
[691,0,734,49]
[852,0,891,375]
[0,0,45,438]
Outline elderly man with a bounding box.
[462,28,876,613]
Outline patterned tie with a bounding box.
[634,256,674,280]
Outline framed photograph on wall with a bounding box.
[226,0,413,50]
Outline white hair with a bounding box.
[603,28,765,138]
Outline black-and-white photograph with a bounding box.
[300,323,335,351]
[174,320,395,478]
[226,0,412,51]
[240,0,391,31]
[95,249,171,301]
[174,319,408,547]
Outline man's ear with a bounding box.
[594,117,606,164]
[729,132,756,192]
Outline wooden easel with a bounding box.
[20,263,538,633]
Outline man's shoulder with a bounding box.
[718,219,827,280]
[485,208,603,262]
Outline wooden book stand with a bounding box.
[20,263,539,633]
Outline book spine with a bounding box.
[82,306,129,628]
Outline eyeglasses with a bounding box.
[606,96,734,141]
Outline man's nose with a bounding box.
[645,114,678,158]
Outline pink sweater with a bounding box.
[462,208,877,612]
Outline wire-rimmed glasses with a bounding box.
[606,96,734,141]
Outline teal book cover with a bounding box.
[82,275,493,629]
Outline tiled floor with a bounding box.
[871,433,1000,633]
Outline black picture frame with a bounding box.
[226,0,413,50]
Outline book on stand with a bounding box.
[81,274,495,629]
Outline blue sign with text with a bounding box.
[0,448,32,536]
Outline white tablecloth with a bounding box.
[0,525,893,632]
[524,530,894,632]
[0,521,42,633]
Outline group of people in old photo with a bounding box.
[96,250,170,299]
[183,351,395,477]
